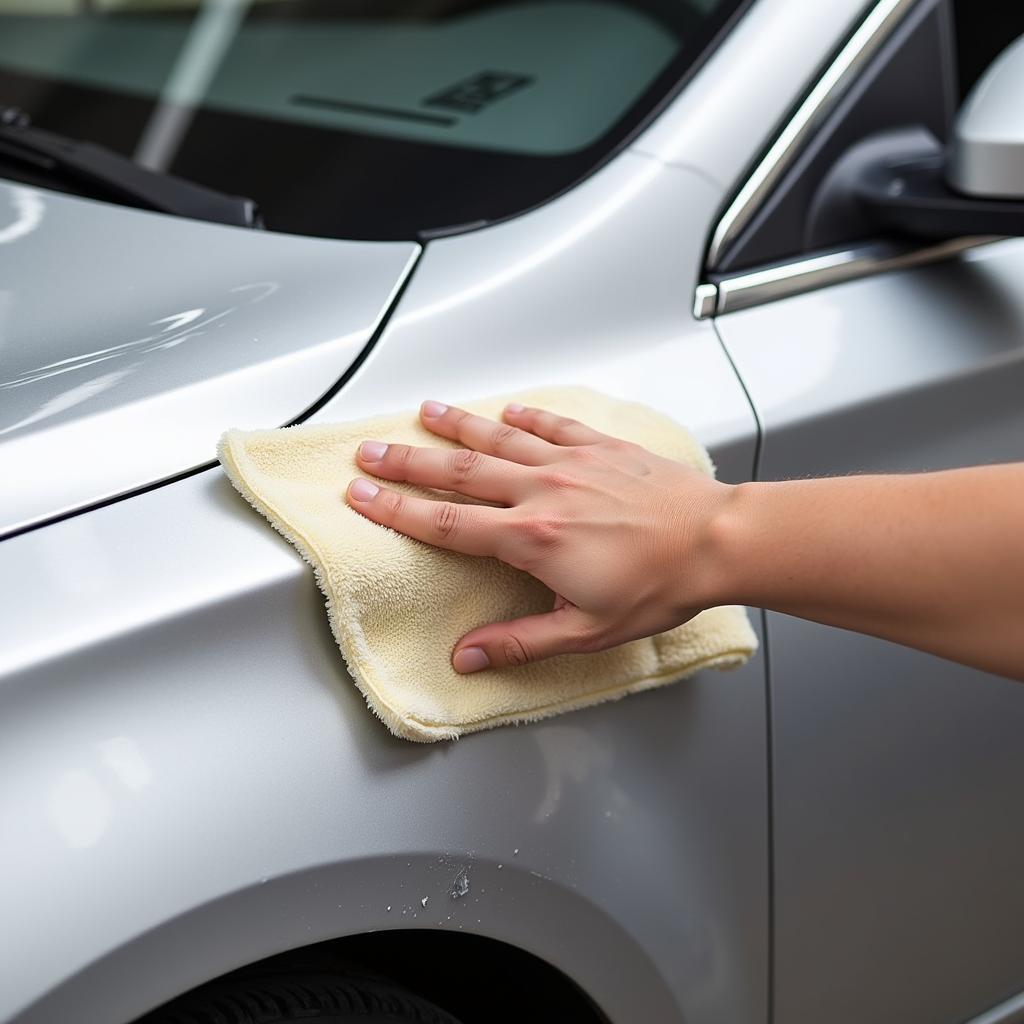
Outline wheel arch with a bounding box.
[12,855,679,1024]
[131,929,611,1024]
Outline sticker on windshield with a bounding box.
[423,72,534,115]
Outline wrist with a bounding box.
[693,479,761,609]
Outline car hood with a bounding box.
[0,184,418,538]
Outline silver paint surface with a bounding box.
[0,184,417,536]
[717,239,1024,1024]
[0,153,767,1024]
[312,152,756,479]
[629,0,867,186]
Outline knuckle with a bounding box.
[392,444,415,469]
[567,445,599,464]
[538,469,576,493]
[382,490,405,516]
[489,423,518,450]
[575,622,609,654]
[502,633,532,666]
[603,438,634,455]
[432,500,462,540]
[551,417,579,443]
[523,514,562,548]
[448,447,483,483]
[505,514,563,567]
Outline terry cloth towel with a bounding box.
[218,388,757,742]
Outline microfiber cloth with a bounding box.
[218,388,757,742]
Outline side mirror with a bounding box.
[948,34,1024,199]
[853,33,1024,239]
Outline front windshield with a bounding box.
[0,0,748,240]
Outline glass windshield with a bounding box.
[0,0,748,239]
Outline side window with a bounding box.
[954,1,1024,99]
[708,0,958,275]
[698,0,1024,318]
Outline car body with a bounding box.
[1,2,1023,1023]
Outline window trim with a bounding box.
[694,0,1000,318]
[693,236,998,318]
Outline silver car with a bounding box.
[2,1,1023,1022]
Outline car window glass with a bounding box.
[0,0,750,239]
[953,0,1024,99]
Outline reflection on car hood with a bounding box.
[0,182,418,538]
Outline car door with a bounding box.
[698,1,1024,1022]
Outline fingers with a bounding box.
[419,401,555,465]
[451,602,597,672]
[347,477,505,556]
[502,403,608,447]
[356,440,524,503]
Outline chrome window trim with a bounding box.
[693,282,719,319]
[700,236,1000,316]
[963,988,1024,1024]
[706,0,920,268]
[693,0,994,319]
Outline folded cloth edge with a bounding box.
[218,390,758,742]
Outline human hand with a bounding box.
[346,401,732,673]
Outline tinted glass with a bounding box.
[954,0,1024,99]
[0,0,748,240]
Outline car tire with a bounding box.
[139,970,464,1024]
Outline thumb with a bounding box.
[452,601,595,673]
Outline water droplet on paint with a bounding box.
[450,868,470,899]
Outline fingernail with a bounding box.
[505,402,525,414]
[349,478,380,502]
[359,440,388,461]
[453,646,490,673]
[421,400,448,418]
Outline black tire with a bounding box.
[137,970,464,1024]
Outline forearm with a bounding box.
[708,466,1024,680]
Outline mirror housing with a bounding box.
[851,33,1024,240]
[948,33,1024,199]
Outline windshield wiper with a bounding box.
[0,107,261,229]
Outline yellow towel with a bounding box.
[218,388,757,742]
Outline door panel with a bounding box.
[716,238,1024,1024]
